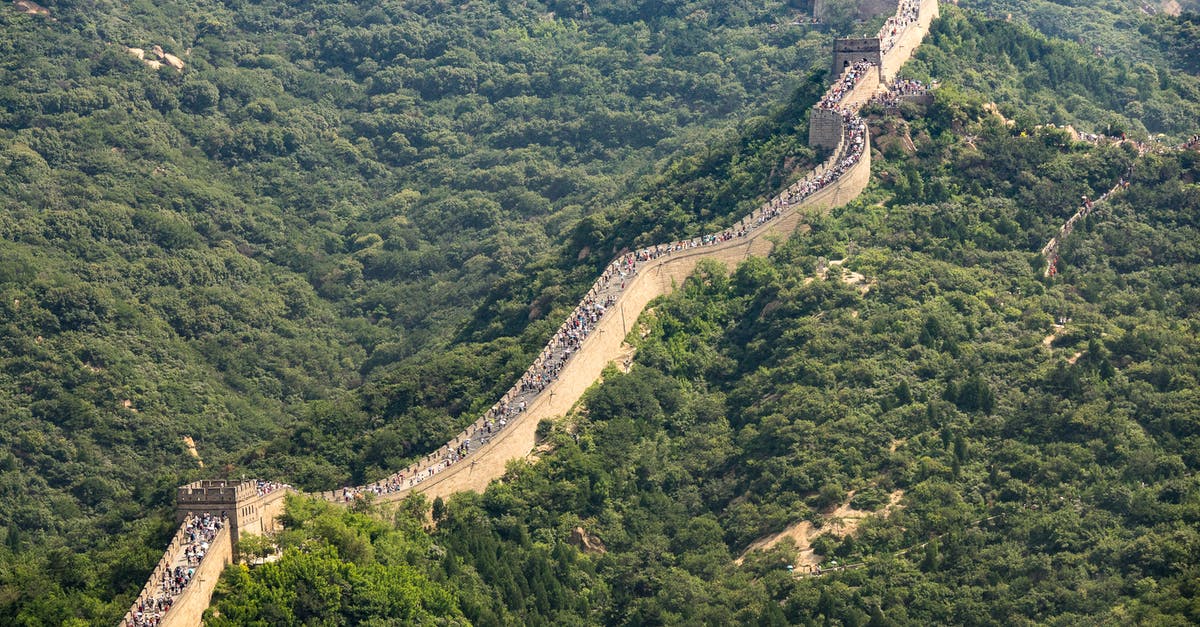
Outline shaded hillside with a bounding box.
[0,0,837,622]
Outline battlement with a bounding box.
[176,479,257,505]
[833,37,883,80]
[176,479,290,551]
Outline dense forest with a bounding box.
[0,0,836,622]
[211,92,1200,625]
[210,5,1200,626]
[1,0,1198,624]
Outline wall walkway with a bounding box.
[323,0,939,506]
[125,1,942,624]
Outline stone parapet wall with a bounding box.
[356,0,926,505]
[120,519,196,627]
[380,131,872,503]
[809,107,845,150]
[832,38,883,81]
[881,0,940,81]
[175,479,290,549]
[159,525,232,627]
[125,2,935,623]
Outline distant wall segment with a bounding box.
[375,119,873,504]
[334,0,929,507]
[833,38,883,80]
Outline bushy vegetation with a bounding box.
[2,0,1199,624]
[901,6,1200,138]
[0,0,835,622]
[213,118,1200,624]
[961,0,1200,70]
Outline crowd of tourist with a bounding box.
[879,0,922,55]
[331,9,896,507]
[255,480,288,497]
[125,513,225,627]
[818,61,875,110]
[870,76,934,108]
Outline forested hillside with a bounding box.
[0,0,835,622]
[211,4,1200,626]
[960,0,1200,69]
[2,0,1199,624]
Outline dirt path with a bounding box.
[1043,325,1061,346]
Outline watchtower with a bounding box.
[177,480,288,549]
[832,37,882,81]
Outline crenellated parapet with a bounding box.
[121,481,291,627]
[176,479,290,549]
[811,0,939,149]
[832,37,883,81]
[120,513,231,627]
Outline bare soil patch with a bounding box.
[735,489,904,570]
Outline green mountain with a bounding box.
[1,0,1198,624]
[0,0,834,621]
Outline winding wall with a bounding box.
[331,0,940,505]
[124,1,940,624]
[377,132,873,504]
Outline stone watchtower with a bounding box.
[177,480,288,549]
[832,37,883,81]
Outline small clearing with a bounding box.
[827,259,872,294]
[735,489,904,569]
[125,44,184,71]
[983,102,1014,127]
[526,442,554,465]
[616,342,636,373]
[14,0,50,16]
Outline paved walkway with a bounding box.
[319,0,942,506]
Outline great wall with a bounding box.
[120,1,941,624]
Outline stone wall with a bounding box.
[123,485,284,627]
[125,2,937,623]
[120,519,196,627]
[381,131,873,503]
[832,37,883,81]
[159,526,232,627]
[230,489,289,543]
[176,479,289,549]
[880,0,940,81]
[809,107,845,150]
